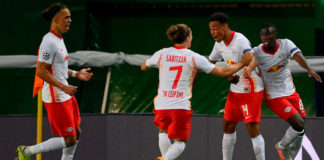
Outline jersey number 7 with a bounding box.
[169,66,183,89]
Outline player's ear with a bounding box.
[223,23,228,29]
[52,16,58,24]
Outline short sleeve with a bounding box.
[285,39,300,57]
[38,40,56,64]
[252,46,260,58]
[239,36,253,54]
[194,53,215,73]
[252,46,258,53]
[146,49,163,67]
[209,43,223,62]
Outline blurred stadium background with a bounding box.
[0,0,324,159]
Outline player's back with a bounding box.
[154,47,199,111]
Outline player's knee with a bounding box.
[64,136,77,147]
[292,118,304,132]
[246,122,260,131]
[291,118,304,132]
[246,122,261,138]
[288,114,304,132]
[65,139,77,147]
[223,121,237,133]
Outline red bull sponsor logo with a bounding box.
[267,65,284,73]
[226,58,236,65]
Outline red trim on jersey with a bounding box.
[48,67,56,103]
[191,58,198,82]
[157,54,162,68]
[248,78,255,93]
[225,31,235,47]
[262,41,279,55]
[189,58,198,110]
[173,45,187,49]
[49,30,63,40]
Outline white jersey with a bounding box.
[38,31,71,103]
[209,31,264,93]
[146,46,215,110]
[254,39,300,99]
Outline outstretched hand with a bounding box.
[308,70,322,83]
[77,68,94,81]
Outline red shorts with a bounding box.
[44,97,81,137]
[224,91,263,123]
[153,109,193,141]
[265,92,306,120]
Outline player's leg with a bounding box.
[16,137,66,160]
[222,120,238,160]
[61,126,81,160]
[20,134,78,160]
[278,114,304,159]
[158,128,171,157]
[62,97,81,160]
[286,92,306,158]
[16,99,76,159]
[243,91,265,160]
[163,139,186,160]
[265,95,303,160]
[246,122,265,160]
[153,109,172,158]
[282,113,304,148]
[163,110,192,160]
[222,92,243,160]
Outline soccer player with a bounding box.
[15,3,93,160]
[253,23,322,160]
[208,12,265,160]
[141,24,253,160]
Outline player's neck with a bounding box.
[174,42,189,48]
[264,41,277,52]
[50,25,63,38]
[224,29,232,44]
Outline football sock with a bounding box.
[164,141,186,160]
[61,141,79,160]
[251,135,265,160]
[25,137,66,155]
[222,132,236,160]
[159,133,171,156]
[279,127,304,148]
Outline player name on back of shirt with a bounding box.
[166,55,187,63]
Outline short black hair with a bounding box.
[261,23,277,33]
[209,12,228,24]
[42,3,67,22]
